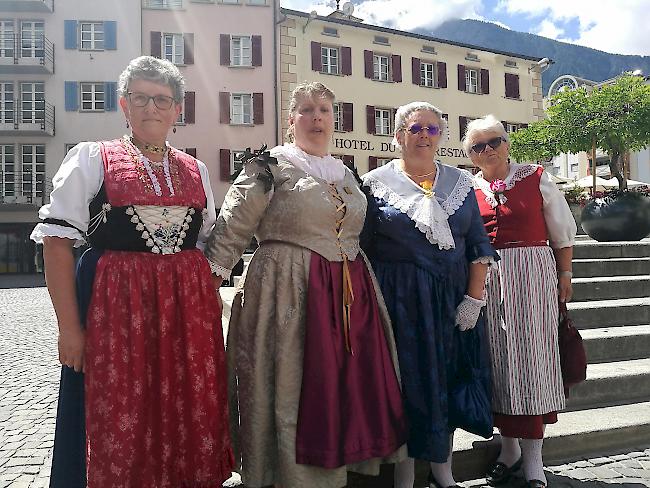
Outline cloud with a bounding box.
[497,0,650,55]
[282,0,486,31]
[535,19,564,40]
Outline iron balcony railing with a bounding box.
[0,33,55,73]
[143,0,183,9]
[0,100,55,135]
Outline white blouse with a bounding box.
[474,162,577,249]
[30,141,217,249]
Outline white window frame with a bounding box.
[375,108,392,136]
[20,82,44,123]
[0,20,14,58]
[333,102,343,132]
[376,157,392,167]
[80,82,105,112]
[321,45,339,75]
[373,54,390,81]
[246,0,266,5]
[420,61,436,88]
[231,149,245,178]
[465,68,479,94]
[79,21,104,51]
[162,33,184,65]
[505,123,518,133]
[0,144,15,197]
[220,0,240,4]
[20,20,44,59]
[21,143,45,201]
[230,93,252,124]
[231,35,251,67]
[0,81,14,124]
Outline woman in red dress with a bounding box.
[464,115,576,488]
[31,56,233,487]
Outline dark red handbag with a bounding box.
[558,302,587,395]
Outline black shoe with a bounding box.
[427,469,462,488]
[486,457,523,486]
[527,480,546,488]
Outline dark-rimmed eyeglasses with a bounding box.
[404,124,441,136]
[127,92,176,110]
[470,136,505,154]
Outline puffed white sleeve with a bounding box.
[196,159,216,252]
[29,142,104,247]
[539,170,577,249]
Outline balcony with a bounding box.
[143,0,183,9]
[0,34,54,74]
[0,0,53,12]
[0,102,55,135]
[0,194,45,207]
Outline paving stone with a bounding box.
[562,468,595,481]
[629,452,647,458]
[585,466,622,479]
[612,468,650,478]
[589,457,615,466]
[574,460,595,468]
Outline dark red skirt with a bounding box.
[296,252,407,468]
[494,412,558,439]
[84,249,234,487]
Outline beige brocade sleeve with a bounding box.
[204,161,274,278]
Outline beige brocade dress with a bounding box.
[205,149,406,488]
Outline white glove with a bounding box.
[455,295,486,331]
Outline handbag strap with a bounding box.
[558,300,569,326]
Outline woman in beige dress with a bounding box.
[205,81,407,488]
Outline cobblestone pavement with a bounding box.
[1,285,649,488]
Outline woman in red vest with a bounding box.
[465,115,576,488]
[31,56,233,488]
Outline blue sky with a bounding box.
[281,0,650,56]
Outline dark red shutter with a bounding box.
[183,33,194,64]
[342,102,353,131]
[253,92,264,124]
[411,57,420,85]
[252,35,262,66]
[368,156,378,170]
[366,105,375,134]
[311,41,322,71]
[341,46,352,75]
[520,123,528,129]
[151,31,161,58]
[220,34,230,66]
[184,91,195,124]
[391,54,402,82]
[459,116,468,141]
[364,50,373,79]
[505,73,519,99]
[457,64,466,91]
[219,92,230,124]
[437,61,447,88]
[480,68,490,94]
[219,149,231,182]
[185,148,197,158]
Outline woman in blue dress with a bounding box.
[361,102,498,488]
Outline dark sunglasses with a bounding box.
[404,124,440,136]
[127,91,176,110]
[471,136,505,154]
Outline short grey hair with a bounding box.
[392,101,448,150]
[118,56,185,102]
[462,114,509,154]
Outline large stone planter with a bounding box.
[581,192,650,241]
[568,202,586,235]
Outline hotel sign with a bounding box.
[333,137,469,159]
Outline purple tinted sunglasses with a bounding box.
[405,123,441,136]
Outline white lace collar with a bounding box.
[271,143,346,183]
[474,162,539,208]
[363,160,474,250]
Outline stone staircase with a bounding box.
[220,238,650,487]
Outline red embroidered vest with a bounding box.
[99,138,206,208]
[475,167,549,250]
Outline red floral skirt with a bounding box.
[84,249,234,487]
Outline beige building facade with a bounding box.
[278,8,546,173]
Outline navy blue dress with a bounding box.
[361,161,497,462]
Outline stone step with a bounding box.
[573,257,650,278]
[567,297,650,329]
[571,275,650,302]
[565,358,650,411]
[573,240,650,260]
[582,325,650,363]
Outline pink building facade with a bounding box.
[141,0,279,205]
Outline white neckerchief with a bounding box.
[273,144,346,183]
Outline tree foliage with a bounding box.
[510,74,650,190]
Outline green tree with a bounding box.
[510,74,650,190]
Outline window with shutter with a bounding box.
[333,103,343,132]
[231,35,252,66]
[420,61,435,88]
[321,46,339,75]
